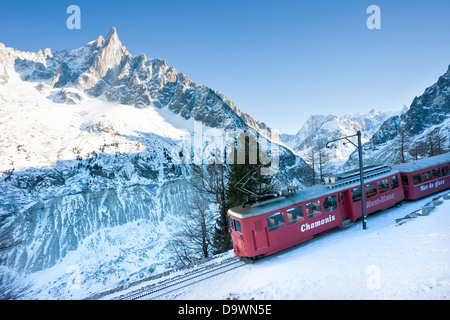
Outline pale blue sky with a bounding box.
[1,0,449,133]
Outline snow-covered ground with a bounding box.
[158,192,450,300]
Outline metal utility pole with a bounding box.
[326,130,367,230]
[356,131,367,229]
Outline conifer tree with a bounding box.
[225,133,276,210]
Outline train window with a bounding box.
[391,176,399,189]
[433,168,441,178]
[229,217,234,230]
[378,179,389,194]
[366,183,377,198]
[413,174,422,185]
[267,212,285,232]
[306,200,322,218]
[287,206,304,225]
[234,220,242,233]
[352,188,361,203]
[442,166,449,176]
[423,171,432,182]
[401,175,409,186]
[323,195,338,213]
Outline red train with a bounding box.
[228,153,450,260]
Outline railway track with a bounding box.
[109,257,246,300]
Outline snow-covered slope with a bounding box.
[0,28,310,298]
[152,192,450,300]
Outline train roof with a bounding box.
[392,153,450,173]
[229,167,399,219]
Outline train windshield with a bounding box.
[234,220,242,233]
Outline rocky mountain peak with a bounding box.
[102,27,128,56]
[4,27,287,143]
[105,27,118,43]
[93,35,105,48]
[74,27,130,91]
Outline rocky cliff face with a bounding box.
[345,65,450,169]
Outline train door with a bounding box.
[400,173,411,199]
[339,192,349,220]
[252,220,269,251]
[341,188,360,222]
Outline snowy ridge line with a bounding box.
[87,255,244,300]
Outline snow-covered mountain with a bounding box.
[280,109,398,169]
[0,28,309,298]
[6,27,281,143]
[345,65,450,169]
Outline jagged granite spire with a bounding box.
[74,27,130,91]
[5,27,283,141]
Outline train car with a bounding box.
[393,153,450,200]
[228,166,404,260]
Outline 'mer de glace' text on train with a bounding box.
[227,153,450,260]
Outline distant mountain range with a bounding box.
[281,64,450,174]
[345,64,450,170]
[280,109,399,163]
